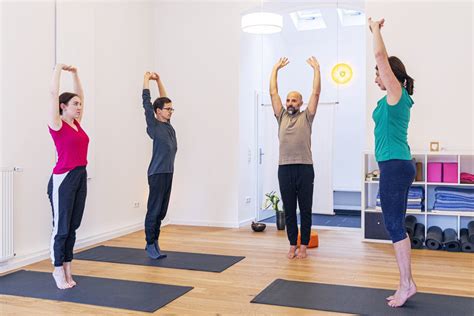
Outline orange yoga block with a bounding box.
[297,231,319,248]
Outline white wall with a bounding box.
[331,21,366,192]
[240,4,366,217]
[0,2,3,167]
[154,1,255,227]
[238,34,263,223]
[1,1,57,271]
[0,1,156,272]
[239,31,287,222]
[366,1,473,152]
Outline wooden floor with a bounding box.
[1,225,473,315]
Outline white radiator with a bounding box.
[0,167,14,262]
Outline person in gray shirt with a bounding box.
[270,57,321,259]
[142,71,177,259]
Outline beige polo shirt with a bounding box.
[276,109,315,165]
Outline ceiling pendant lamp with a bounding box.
[241,12,283,34]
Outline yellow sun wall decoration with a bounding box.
[332,63,353,84]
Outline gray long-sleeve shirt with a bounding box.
[142,89,177,175]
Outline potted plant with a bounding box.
[264,191,285,230]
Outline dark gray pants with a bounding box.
[145,173,173,244]
[278,164,314,245]
[47,166,87,267]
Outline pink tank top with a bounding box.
[49,119,89,174]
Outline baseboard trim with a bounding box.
[170,219,239,228]
[0,222,143,274]
[239,217,255,228]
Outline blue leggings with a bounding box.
[378,159,416,243]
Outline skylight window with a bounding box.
[337,8,366,27]
[290,9,327,31]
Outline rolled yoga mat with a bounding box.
[468,221,474,243]
[425,226,443,250]
[460,228,474,253]
[405,215,417,237]
[411,223,425,249]
[443,228,461,252]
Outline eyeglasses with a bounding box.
[163,108,175,112]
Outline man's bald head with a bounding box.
[287,91,303,103]
[286,91,303,114]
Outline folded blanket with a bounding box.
[435,198,474,207]
[408,193,424,199]
[375,206,424,211]
[377,188,425,200]
[434,202,474,208]
[434,187,474,197]
[376,202,424,210]
[376,198,423,204]
[460,172,474,184]
[433,203,474,210]
[432,207,474,212]
[408,187,425,196]
[436,194,474,202]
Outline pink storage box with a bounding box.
[427,163,442,182]
[442,163,458,183]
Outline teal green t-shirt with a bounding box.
[372,87,414,162]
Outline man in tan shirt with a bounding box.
[270,56,321,259]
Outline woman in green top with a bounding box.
[369,17,417,308]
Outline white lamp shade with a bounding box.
[241,12,283,34]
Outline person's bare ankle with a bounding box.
[297,245,308,259]
[287,245,297,259]
[388,280,417,307]
[63,262,77,287]
[52,266,71,290]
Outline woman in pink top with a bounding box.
[47,64,89,289]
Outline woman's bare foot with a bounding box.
[52,267,72,289]
[388,281,417,307]
[386,290,397,301]
[386,285,401,301]
[296,245,308,259]
[385,280,416,301]
[287,246,297,259]
[63,262,77,287]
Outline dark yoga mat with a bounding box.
[468,221,474,243]
[426,226,443,250]
[0,270,192,313]
[405,215,417,237]
[443,228,461,252]
[251,279,474,316]
[411,223,425,249]
[460,228,474,253]
[76,245,245,273]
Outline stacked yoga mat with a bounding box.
[405,215,425,249]
[377,186,425,211]
[425,226,459,251]
[405,217,474,252]
[424,221,474,252]
[433,187,474,211]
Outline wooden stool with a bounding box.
[297,231,319,248]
